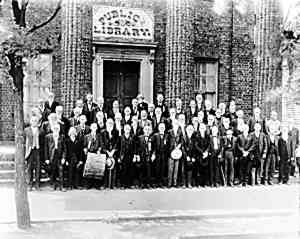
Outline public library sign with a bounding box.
[93,6,154,42]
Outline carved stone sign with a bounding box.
[93,6,154,42]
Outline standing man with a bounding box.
[83,93,98,125]
[45,92,60,113]
[249,123,268,185]
[167,119,183,187]
[25,116,42,191]
[248,107,266,133]
[44,124,66,191]
[151,122,169,187]
[288,120,299,177]
[56,105,70,137]
[156,93,169,118]
[222,128,237,186]
[137,124,154,188]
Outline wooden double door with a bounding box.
[103,60,140,109]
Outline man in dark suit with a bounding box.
[25,116,43,190]
[248,123,268,185]
[66,127,84,189]
[44,124,67,191]
[183,125,197,187]
[119,124,135,188]
[203,99,215,124]
[288,121,299,176]
[83,93,98,125]
[222,128,237,186]
[175,98,185,119]
[237,124,253,186]
[167,119,184,187]
[152,107,166,134]
[100,118,120,189]
[69,107,81,127]
[75,115,90,142]
[56,105,70,137]
[185,100,197,125]
[208,125,223,187]
[136,123,154,188]
[151,122,169,187]
[248,107,266,133]
[37,98,50,124]
[194,123,210,186]
[83,123,102,189]
[137,94,148,114]
[45,92,60,113]
[155,93,169,118]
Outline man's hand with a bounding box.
[61,158,65,165]
[84,148,88,155]
[203,151,208,159]
[187,156,191,162]
[45,160,50,165]
[262,153,267,159]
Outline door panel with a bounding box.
[103,60,139,110]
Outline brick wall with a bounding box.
[194,0,255,117]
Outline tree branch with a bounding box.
[12,0,21,25]
[27,0,62,34]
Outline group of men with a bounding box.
[24,92,299,191]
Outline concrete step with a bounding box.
[0,178,14,186]
[0,170,15,180]
[0,161,15,170]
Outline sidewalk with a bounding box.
[0,185,298,223]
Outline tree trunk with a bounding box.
[14,88,30,229]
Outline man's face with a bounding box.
[74,109,81,117]
[212,126,218,136]
[76,100,83,108]
[56,107,63,116]
[176,100,182,109]
[148,105,155,112]
[208,115,215,126]
[223,118,230,128]
[170,109,176,119]
[132,99,138,107]
[141,110,147,120]
[155,108,162,116]
[254,123,261,132]
[87,95,93,102]
[229,102,236,113]
[30,117,39,127]
[190,100,196,108]
[158,123,165,134]
[157,94,163,103]
[90,123,97,132]
[178,115,185,125]
[199,124,206,133]
[196,94,202,103]
[97,98,104,107]
[124,125,131,134]
[205,100,212,110]
[107,121,114,130]
[144,126,151,136]
[215,109,222,118]
[271,111,278,120]
[124,107,131,115]
[113,101,119,108]
[198,111,204,120]
[79,116,87,125]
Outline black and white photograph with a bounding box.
[0,0,299,238]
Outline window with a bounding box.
[194,60,218,107]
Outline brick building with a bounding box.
[0,0,284,140]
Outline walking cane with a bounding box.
[220,166,226,186]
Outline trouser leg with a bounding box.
[168,158,173,187]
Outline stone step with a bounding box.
[0,161,15,170]
[0,178,14,186]
[0,145,15,162]
[0,170,15,180]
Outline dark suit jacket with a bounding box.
[100,129,119,156]
[194,132,210,157]
[119,135,135,162]
[83,102,98,125]
[248,116,266,134]
[248,132,268,158]
[236,133,252,157]
[278,137,293,161]
[57,116,70,137]
[44,134,66,164]
[209,136,223,158]
[84,133,101,153]
[152,132,169,158]
[136,135,153,162]
[155,103,169,118]
[45,100,60,113]
[167,127,184,152]
[75,125,91,143]
[182,133,197,159]
[66,137,83,165]
[185,108,197,124]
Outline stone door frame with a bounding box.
[92,44,155,104]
